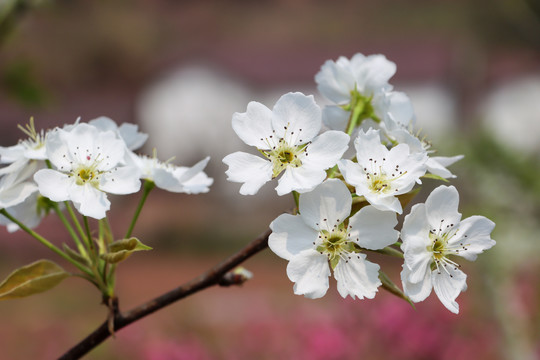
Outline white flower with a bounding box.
[400,185,495,313]
[268,179,399,299]
[223,92,349,196]
[339,128,427,214]
[381,94,463,179]
[33,123,141,219]
[89,116,148,151]
[315,53,396,105]
[129,152,213,194]
[316,53,397,133]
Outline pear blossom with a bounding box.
[400,185,495,313]
[33,123,141,219]
[223,92,349,196]
[315,53,396,105]
[381,95,463,179]
[316,53,397,132]
[269,179,399,299]
[129,152,213,194]
[89,116,148,151]
[339,128,427,214]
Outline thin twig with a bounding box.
[58,228,271,360]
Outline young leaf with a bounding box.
[0,260,70,300]
[101,237,152,264]
[422,173,449,182]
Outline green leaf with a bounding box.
[422,173,449,182]
[101,237,152,264]
[0,260,70,300]
[379,270,415,309]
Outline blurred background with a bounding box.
[0,0,539,359]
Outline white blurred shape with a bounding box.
[137,65,251,161]
[480,75,540,154]
[401,84,458,140]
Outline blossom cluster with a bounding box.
[0,117,213,224]
[223,53,495,313]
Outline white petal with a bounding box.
[275,165,326,196]
[451,216,496,261]
[45,128,73,171]
[153,167,182,191]
[432,267,467,314]
[334,253,381,299]
[269,213,319,260]
[298,179,351,231]
[0,144,25,164]
[426,155,464,179]
[401,265,432,303]
[0,191,42,232]
[118,123,148,150]
[286,249,330,299]
[172,157,211,184]
[337,159,364,188]
[401,203,430,244]
[34,169,71,202]
[231,101,275,149]
[100,166,141,195]
[88,116,117,132]
[354,128,386,163]
[363,192,403,214]
[272,92,321,145]
[302,131,349,170]
[401,203,433,283]
[181,172,213,194]
[383,91,415,130]
[65,124,125,171]
[70,184,110,219]
[0,182,37,208]
[349,205,398,250]
[322,105,349,131]
[315,59,356,104]
[222,152,272,195]
[351,54,396,94]
[425,185,462,230]
[403,240,432,284]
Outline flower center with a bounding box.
[65,151,107,187]
[315,224,358,269]
[73,165,102,186]
[264,139,306,178]
[427,220,470,275]
[364,158,406,195]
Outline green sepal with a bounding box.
[329,256,340,270]
[101,237,152,264]
[422,173,449,182]
[372,246,404,259]
[379,270,415,309]
[397,187,421,210]
[0,260,70,300]
[62,244,90,266]
[36,195,55,217]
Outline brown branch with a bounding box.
[58,228,271,360]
